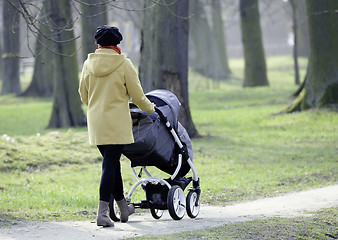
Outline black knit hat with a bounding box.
[94,25,123,46]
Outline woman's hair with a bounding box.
[94,25,123,46]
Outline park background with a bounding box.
[0,0,337,239]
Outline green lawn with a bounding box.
[130,208,338,240]
[0,56,337,238]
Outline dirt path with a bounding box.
[1,184,337,240]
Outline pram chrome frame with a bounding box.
[111,107,201,221]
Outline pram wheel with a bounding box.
[186,191,200,218]
[150,208,164,219]
[109,195,120,222]
[167,185,186,220]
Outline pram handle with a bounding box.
[154,107,168,123]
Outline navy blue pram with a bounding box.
[109,89,201,221]
[124,90,193,177]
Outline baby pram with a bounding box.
[109,89,201,221]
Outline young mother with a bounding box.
[78,25,155,227]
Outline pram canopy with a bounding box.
[123,89,193,176]
[146,89,181,129]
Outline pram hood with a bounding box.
[145,89,181,129]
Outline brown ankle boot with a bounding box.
[116,198,135,223]
[97,200,114,227]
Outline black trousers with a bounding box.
[97,145,124,202]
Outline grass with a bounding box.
[0,95,52,136]
[0,55,337,238]
[129,208,338,240]
[187,56,337,204]
[190,105,337,204]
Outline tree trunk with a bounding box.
[47,0,86,128]
[292,72,306,98]
[139,1,199,137]
[289,0,300,85]
[211,0,231,77]
[0,15,3,81]
[295,0,309,57]
[1,0,21,95]
[138,1,161,93]
[287,0,338,112]
[240,0,269,87]
[0,1,3,79]
[20,0,54,97]
[80,0,107,63]
[189,0,211,78]
[189,0,228,80]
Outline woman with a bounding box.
[78,25,155,227]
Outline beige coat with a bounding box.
[78,48,155,145]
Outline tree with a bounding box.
[289,0,300,85]
[189,0,230,80]
[0,5,3,80]
[295,0,309,57]
[0,1,3,78]
[47,0,86,128]
[1,0,21,95]
[289,0,309,95]
[21,0,108,97]
[139,1,199,137]
[211,0,231,77]
[80,0,108,63]
[287,0,338,112]
[20,0,54,97]
[138,1,160,92]
[240,0,269,87]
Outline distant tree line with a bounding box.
[0,0,337,137]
